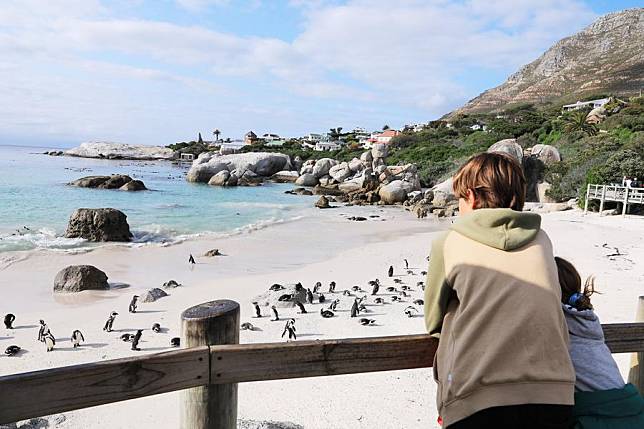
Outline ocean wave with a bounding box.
[0,228,89,253]
[217,201,296,210]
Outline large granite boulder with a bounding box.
[186,153,292,183]
[255,156,290,176]
[69,175,147,191]
[312,158,337,178]
[65,208,133,242]
[360,151,373,165]
[119,180,147,191]
[378,180,415,204]
[65,142,176,160]
[348,157,364,173]
[141,287,168,303]
[186,162,229,183]
[371,143,388,159]
[315,196,331,209]
[328,162,352,182]
[487,139,523,163]
[295,173,318,187]
[208,170,237,187]
[54,265,109,293]
[530,144,561,164]
[271,171,299,183]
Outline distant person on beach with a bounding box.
[555,257,644,428]
[424,152,574,428]
[188,254,196,264]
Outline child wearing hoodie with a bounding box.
[555,257,644,428]
[425,152,575,428]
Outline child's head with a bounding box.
[452,152,526,214]
[555,256,596,311]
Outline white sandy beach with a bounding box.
[1,207,644,429]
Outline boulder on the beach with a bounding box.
[348,158,364,173]
[65,142,176,161]
[186,152,292,183]
[271,171,299,183]
[360,151,373,165]
[378,180,415,204]
[488,138,523,163]
[208,170,238,187]
[295,173,318,187]
[53,265,109,293]
[312,158,337,178]
[141,287,168,303]
[204,248,222,257]
[65,208,133,242]
[119,180,147,191]
[315,196,331,209]
[530,144,561,164]
[328,162,352,182]
[432,190,457,208]
[187,162,229,183]
[162,280,182,288]
[371,143,388,159]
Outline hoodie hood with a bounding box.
[562,304,604,341]
[450,208,541,250]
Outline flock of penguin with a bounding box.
[2,294,180,357]
[243,259,428,339]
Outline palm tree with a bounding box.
[563,111,598,136]
[213,129,221,142]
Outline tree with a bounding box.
[563,111,598,136]
[383,124,390,130]
[213,129,221,142]
[198,132,204,144]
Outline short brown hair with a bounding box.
[555,256,597,311]
[452,152,526,211]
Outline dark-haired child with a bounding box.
[556,257,644,428]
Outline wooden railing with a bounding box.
[585,184,644,216]
[1,300,644,427]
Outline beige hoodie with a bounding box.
[424,208,575,426]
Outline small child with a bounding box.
[555,257,644,428]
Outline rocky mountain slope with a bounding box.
[452,8,643,115]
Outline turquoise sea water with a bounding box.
[0,145,314,252]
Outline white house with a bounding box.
[262,133,281,142]
[265,139,286,147]
[562,98,611,112]
[376,129,401,144]
[469,124,488,131]
[306,133,324,142]
[315,141,341,151]
[219,139,248,154]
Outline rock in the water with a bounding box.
[162,280,182,288]
[65,208,132,242]
[119,180,147,191]
[328,162,352,182]
[54,265,109,293]
[186,152,291,183]
[208,170,235,186]
[530,144,561,164]
[65,142,176,160]
[187,162,229,183]
[487,139,523,163]
[204,249,222,257]
[312,158,337,178]
[142,288,168,303]
[295,173,318,187]
[378,180,415,204]
[315,196,330,209]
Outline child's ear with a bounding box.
[467,189,477,210]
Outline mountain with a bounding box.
[451,8,643,116]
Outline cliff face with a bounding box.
[452,8,643,115]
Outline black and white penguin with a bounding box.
[44,332,56,352]
[269,283,284,291]
[386,286,396,292]
[278,294,292,302]
[71,330,85,348]
[128,295,139,313]
[318,293,326,304]
[37,319,50,342]
[328,281,336,293]
[4,345,21,356]
[103,312,118,332]
[170,337,180,347]
[404,259,409,269]
[351,286,362,292]
[121,333,134,342]
[350,299,359,318]
[152,323,161,333]
[388,265,394,277]
[313,281,322,293]
[131,329,143,351]
[413,299,425,306]
[296,300,307,314]
[342,290,352,296]
[359,318,375,326]
[371,282,380,295]
[306,289,314,305]
[329,299,340,311]
[406,270,414,275]
[254,302,262,318]
[294,282,303,292]
[271,305,279,321]
[374,297,384,304]
[404,306,419,317]
[399,291,409,297]
[320,308,334,318]
[240,322,255,331]
[281,319,296,340]
[420,271,427,276]
[391,296,401,302]
[188,254,196,264]
[4,313,15,329]
[394,278,403,284]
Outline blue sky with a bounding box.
[0,0,640,147]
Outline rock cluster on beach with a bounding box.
[65,142,176,160]
[53,265,109,293]
[186,152,292,184]
[69,175,147,191]
[65,208,133,242]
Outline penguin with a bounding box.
[358,303,367,312]
[170,337,180,347]
[391,296,401,302]
[121,333,134,342]
[306,289,314,305]
[271,305,279,321]
[328,281,336,293]
[394,278,403,284]
[296,300,307,314]
[404,306,419,317]
[278,294,292,302]
[342,290,352,296]
[313,281,322,293]
[294,282,303,292]
[128,295,139,313]
[37,319,50,342]
[385,286,396,292]
[4,345,21,356]
[44,333,56,352]
[406,270,414,275]
[401,285,411,291]
[374,297,384,304]
[359,318,375,326]
[350,299,359,318]
[404,259,409,269]
[188,254,196,264]
[351,286,362,292]
[320,308,334,318]
[253,302,262,318]
[388,265,394,277]
[240,322,255,331]
[281,319,296,341]
[420,271,427,276]
[399,291,409,298]
[4,313,15,329]
[269,283,284,291]
[329,299,340,311]
[71,330,85,348]
[416,281,424,287]
[103,312,118,332]
[318,293,326,304]
[371,282,380,295]
[152,323,161,333]
[131,329,143,351]
[413,299,425,306]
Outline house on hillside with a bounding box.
[469,124,488,131]
[265,139,286,147]
[244,131,258,145]
[219,139,248,154]
[376,129,401,144]
[262,133,281,142]
[315,141,341,151]
[562,97,611,112]
[306,133,324,142]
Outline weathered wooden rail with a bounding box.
[1,300,644,427]
[585,184,644,216]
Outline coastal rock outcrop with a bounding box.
[315,196,331,209]
[208,170,238,187]
[186,152,292,184]
[65,208,133,242]
[328,162,352,182]
[69,175,147,191]
[271,171,299,183]
[119,180,147,191]
[53,265,109,293]
[65,142,176,160]
[295,173,318,187]
[312,158,338,178]
[530,144,561,164]
[487,139,523,163]
[378,180,416,204]
[141,287,168,303]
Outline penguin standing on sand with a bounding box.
[5,345,21,356]
[37,320,50,342]
[350,299,359,318]
[328,281,336,293]
[271,305,279,321]
[318,293,325,303]
[281,319,296,341]
[170,337,180,347]
[71,330,85,348]
[152,323,161,333]
[404,259,409,269]
[128,295,139,313]
[313,282,322,293]
[306,289,314,305]
[4,313,15,329]
[296,300,307,314]
[103,312,118,332]
[388,266,394,278]
[254,302,262,318]
[188,254,196,265]
[371,282,380,295]
[131,329,143,351]
[329,299,339,311]
[43,332,56,352]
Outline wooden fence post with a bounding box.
[181,300,240,429]
[628,296,644,394]
[584,184,590,215]
[623,187,629,217]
